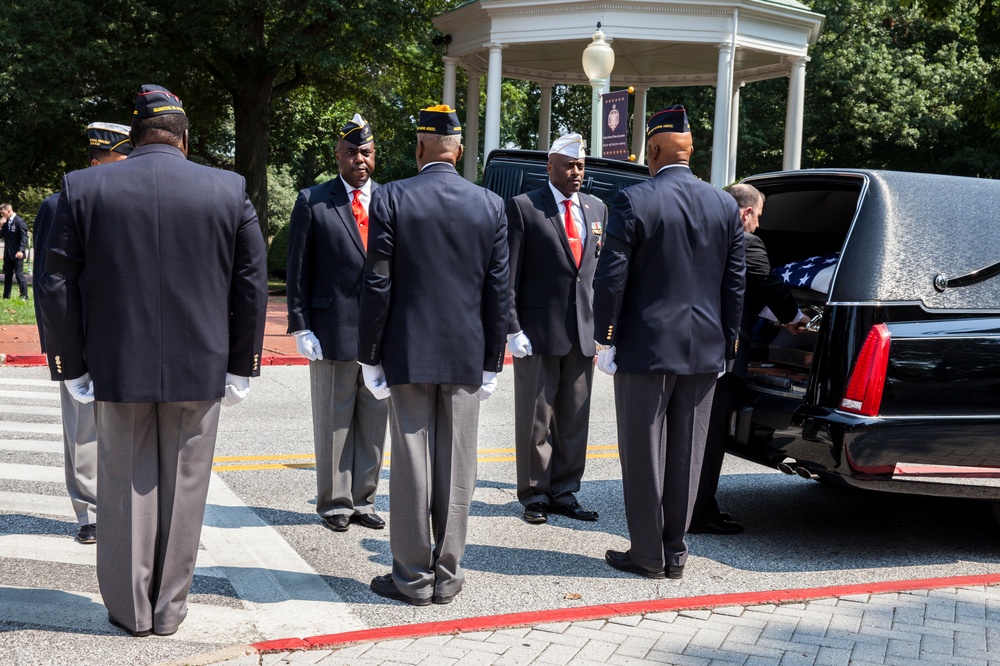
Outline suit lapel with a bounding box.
[330,177,366,256]
[579,194,600,261]
[542,187,579,271]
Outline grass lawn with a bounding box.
[0,294,36,325]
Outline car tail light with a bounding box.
[840,323,891,416]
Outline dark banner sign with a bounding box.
[602,89,629,161]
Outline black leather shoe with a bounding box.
[351,513,385,529]
[604,550,665,579]
[522,502,548,524]
[688,517,744,535]
[550,502,598,522]
[370,573,431,606]
[77,523,97,544]
[433,590,459,605]
[108,614,152,637]
[667,565,685,579]
[322,515,350,532]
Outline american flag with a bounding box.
[774,253,839,293]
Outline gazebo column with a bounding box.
[728,82,744,184]
[464,71,481,182]
[442,56,459,107]
[783,55,809,171]
[483,43,504,164]
[538,82,553,151]
[711,42,735,188]
[631,86,648,165]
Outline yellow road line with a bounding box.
[212,446,620,472]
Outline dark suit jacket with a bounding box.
[32,193,60,352]
[286,177,379,361]
[593,166,745,375]
[506,186,607,357]
[39,143,268,403]
[358,162,510,387]
[2,214,28,260]
[734,231,799,376]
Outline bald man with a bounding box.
[592,105,745,580]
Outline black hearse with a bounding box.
[483,152,1000,503]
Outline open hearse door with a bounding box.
[733,169,1000,505]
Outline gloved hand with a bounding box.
[506,331,533,358]
[293,329,324,361]
[476,371,498,401]
[222,373,250,407]
[783,310,811,335]
[360,363,391,400]
[596,344,617,376]
[65,373,95,404]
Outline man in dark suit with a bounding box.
[593,105,745,580]
[39,85,267,637]
[0,203,29,299]
[505,132,607,525]
[690,182,807,535]
[358,104,509,606]
[286,114,389,533]
[32,121,133,545]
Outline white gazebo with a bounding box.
[432,0,824,186]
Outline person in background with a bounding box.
[1,203,29,300]
[32,121,133,545]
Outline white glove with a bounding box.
[476,371,498,401]
[596,345,617,376]
[360,363,391,400]
[506,331,533,358]
[222,373,250,407]
[64,373,95,404]
[293,329,324,361]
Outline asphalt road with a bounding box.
[2,365,999,665]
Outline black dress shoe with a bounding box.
[370,573,431,606]
[433,590,459,605]
[522,502,548,524]
[688,517,744,535]
[550,502,598,522]
[666,565,685,580]
[108,614,152,637]
[604,550,665,579]
[322,515,350,532]
[77,523,97,544]
[351,513,385,529]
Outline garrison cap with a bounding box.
[417,104,462,135]
[646,104,690,138]
[339,113,373,145]
[549,133,586,159]
[87,122,133,155]
[133,84,185,119]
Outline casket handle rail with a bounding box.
[933,258,1000,292]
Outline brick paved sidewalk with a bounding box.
[175,580,1000,666]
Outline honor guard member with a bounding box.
[32,121,133,545]
[0,203,29,299]
[286,113,389,532]
[39,85,268,637]
[592,105,745,580]
[691,183,808,535]
[505,133,607,525]
[358,104,509,606]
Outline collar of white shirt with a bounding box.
[656,164,691,175]
[340,176,372,199]
[548,182,581,211]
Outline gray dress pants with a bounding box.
[60,383,98,526]
[613,372,716,570]
[386,383,480,602]
[94,399,220,635]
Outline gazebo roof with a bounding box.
[434,0,825,87]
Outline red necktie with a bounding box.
[352,189,368,250]
[563,200,582,268]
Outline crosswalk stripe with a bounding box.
[0,439,62,454]
[0,420,63,435]
[0,378,58,387]
[0,404,62,417]
[0,462,64,484]
[0,491,73,517]
[0,389,60,401]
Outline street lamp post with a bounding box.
[581,23,615,158]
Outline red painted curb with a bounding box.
[3,354,47,366]
[251,573,1000,653]
[2,354,512,367]
[261,356,309,366]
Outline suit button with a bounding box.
[576,277,581,282]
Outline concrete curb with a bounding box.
[0,354,310,367]
[248,573,1000,654]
